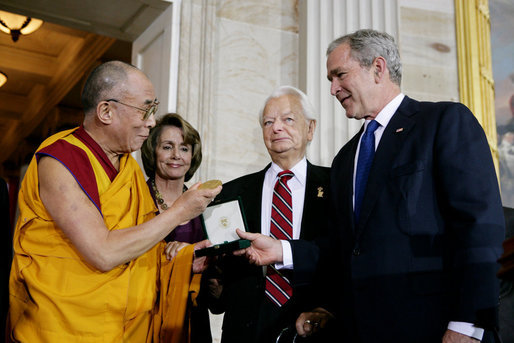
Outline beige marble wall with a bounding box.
[398,0,459,102]
[177,1,299,341]
[178,0,299,184]
[178,0,458,183]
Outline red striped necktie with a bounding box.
[265,170,294,307]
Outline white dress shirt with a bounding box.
[352,93,403,207]
[261,158,307,269]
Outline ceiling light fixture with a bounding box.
[0,71,7,88]
[0,10,43,42]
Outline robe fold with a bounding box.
[151,244,202,343]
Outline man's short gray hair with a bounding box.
[327,29,402,86]
[259,85,317,126]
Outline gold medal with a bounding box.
[199,179,222,189]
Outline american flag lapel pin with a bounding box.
[396,128,404,133]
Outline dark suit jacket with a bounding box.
[328,96,505,343]
[214,161,330,343]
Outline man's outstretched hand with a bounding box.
[233,229,283,265]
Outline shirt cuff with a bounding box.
[275,240,293,270]
[447,321,484,340]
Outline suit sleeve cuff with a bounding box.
[447,321,484,340]
[275,240,293,270]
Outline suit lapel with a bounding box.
[239,165,268,234]
[300,162,326,238]
[356,97,418,235]
[338,131,362,235]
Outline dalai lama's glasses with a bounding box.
[105,98,159,120]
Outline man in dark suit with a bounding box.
[291,29,505,343]
[240,30,504,342]
[213,85,330,343]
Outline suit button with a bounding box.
[352,248,360,256]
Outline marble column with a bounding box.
[299,0,399,167]
[178,0,300,183]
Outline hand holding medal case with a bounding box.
[196,181,250,257]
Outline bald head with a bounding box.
[81,61,140,115]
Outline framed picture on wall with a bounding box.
[491,0,514,208]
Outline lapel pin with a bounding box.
[317,187,324,198]
[396,128,404,133]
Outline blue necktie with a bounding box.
[354,120,380,223]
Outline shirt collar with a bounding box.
[369,93,405,128]
[270,157,307,187]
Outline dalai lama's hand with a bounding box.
[165,239,213,273]
[233,229,283,265]
[165,241,189,260]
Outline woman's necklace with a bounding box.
[151,178,169,210]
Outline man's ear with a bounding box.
[372,56,387,83]
[307,119,316,141]
[97,101,112,124]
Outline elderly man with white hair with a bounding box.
[212,86,331,343]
